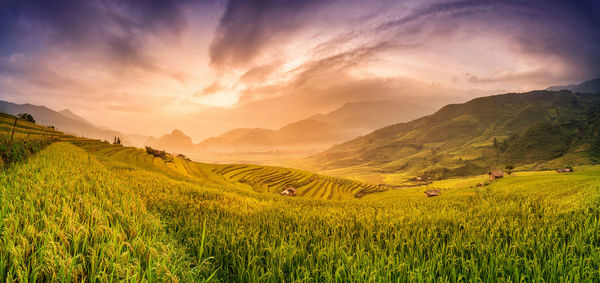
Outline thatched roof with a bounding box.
[424,189,441,197]
[488,170,504,177]
[281,187,297,196]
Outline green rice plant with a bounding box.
[1,125,599,281]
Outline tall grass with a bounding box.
[1,140,599,281]
[0,114,63,167]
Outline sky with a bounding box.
[0,0,599,141]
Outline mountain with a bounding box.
[59,109,89,124]
[545,84,577,91]
[546,76,600,93]
[572,77,600,93]
[146,129,194,153]
[309,100,428,130]
[197,100,437,151]
[127,133,155,147]
[0,100,135,145]
[199,128,275,148]
[310,90,600,179]
[197,119,345,150]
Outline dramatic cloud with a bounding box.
[198,81,225,96]
[208,0,323,68]
[0,0,598,140]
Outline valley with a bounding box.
[2,1,599,280]
[0,101,599,280]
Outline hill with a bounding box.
[2,111,600,281]
[546,84,577,91]
[309,100,429,130]
[546,76,600,93]
[58,109,90,124]
[146,129,195,153]
[0,100,139,145]
[572,77,600,93]
[198,119,352,149]
[198,100,435,149]
[0,112,70,166]
[310,90,600,181]
[188,100,438,164]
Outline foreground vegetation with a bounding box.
[0,113,65,167]
[0,132,599,281]
[0,116,598,281]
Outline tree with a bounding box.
[505,164,514,175]
[17,113,35,123]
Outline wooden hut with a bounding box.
[281,187,297,196]
[488,170,504,181]
[424,189,441,197]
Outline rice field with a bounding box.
[213,164,389,199]
[0,113,67,167]
[1,123,600,281]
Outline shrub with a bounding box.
[145,146,173,162]
[17,113,35,123]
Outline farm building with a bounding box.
[175,153,191,161]
[424,189,441,197]
[488,170,504,181]
[281,187,297,196]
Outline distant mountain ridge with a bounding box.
[146,129,194,152]
[546,76,600,93]
[0,100,139,145]
[310,90,600,178]
[309,100,424,130]
[59,109,90,124]
[197,119,344,149]
[192,100,435,152]
[572,77,600,93]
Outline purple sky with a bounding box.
[0,0,599,140]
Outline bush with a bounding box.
[145,146,173,162]
[17,113,35,123]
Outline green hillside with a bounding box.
[0,112,70,167]
[310,90,600,182]
[68,139,387,200]
[0,100,139,146]
[1,112,600,281]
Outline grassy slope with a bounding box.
[309,90,600,184]
[69,139,388,200]
[1,140,600,281]
[363,166,600,201]
[0,113,70,167]
[0,143,195,281]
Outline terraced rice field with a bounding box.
[213,164,389,199]
[2,120,600,281]
[65,139,388,200]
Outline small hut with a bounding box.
[424,189,441,197]
[174,153,191,161]
[488,170,504,181]
[281,187,297,196]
